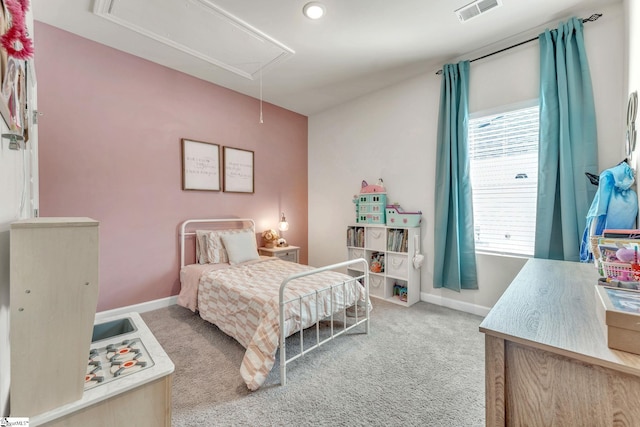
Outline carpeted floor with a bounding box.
[141,299,485,427]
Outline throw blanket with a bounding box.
[197,258,367,390]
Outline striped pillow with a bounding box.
[195,230,210,264]
[206,228,254,264]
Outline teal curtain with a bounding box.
[434,61,478,291]
[535,17,598,261]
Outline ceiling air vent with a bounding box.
[455,0,502,23]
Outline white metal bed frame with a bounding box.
[179,218,370,386]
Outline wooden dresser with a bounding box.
[479,258,640,426]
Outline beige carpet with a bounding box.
[141,299,485,427]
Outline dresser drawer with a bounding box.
[258,246,300,263]
[277,251,297,262]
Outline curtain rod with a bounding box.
[435,13,602,75]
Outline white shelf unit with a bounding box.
[346,224,421,307]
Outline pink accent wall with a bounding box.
[34,22,309,311]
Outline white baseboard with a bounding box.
[95,296,178,321]
[94,292,489,321]
[421,292,491,317]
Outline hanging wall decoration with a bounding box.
[181,139,221,191]
[1,0,33,60]
[223,146,254,193]
[0,0,32,132]
[626,91,637,157]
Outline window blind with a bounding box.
[468,104,539,256]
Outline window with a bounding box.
[468,102,539,256]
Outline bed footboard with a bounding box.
[278,258,369,386]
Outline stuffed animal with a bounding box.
[370,260,382,273]
[360,179,385,193]
[261,229,279,248]
[616,247,637,263]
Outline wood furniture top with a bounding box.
[479,258,640,377]
[11,217,98,228]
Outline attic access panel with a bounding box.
[93,0,294,80]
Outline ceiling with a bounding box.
[32,0,618,116]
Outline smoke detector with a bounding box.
[455,0,502,23]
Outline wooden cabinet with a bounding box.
[10,217,99,417]
[346,225,421,307]
[258,245,300,263]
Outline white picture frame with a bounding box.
[181,139,221,191]
[223,146,254,193]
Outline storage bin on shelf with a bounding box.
[368,275,385,298]
[386,204,421,227]
[602,261,634,281]
[365,228,386,251]
[386,253,408,279]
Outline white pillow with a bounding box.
[205,228,251,263]
[221,231,260,265]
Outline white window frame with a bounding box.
[468,99,539,258]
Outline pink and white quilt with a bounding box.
[180,258,367,390]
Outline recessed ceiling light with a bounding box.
[303,2,326,20]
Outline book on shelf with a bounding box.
[347,226,365,247]
[387,229,408,252]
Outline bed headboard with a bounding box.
[179,218,256,268]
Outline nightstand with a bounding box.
[258,245,300,263]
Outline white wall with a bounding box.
[625,0,640,174]
[308,3,625,316]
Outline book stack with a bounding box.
[346,226,365,248]
[387,229,408,252]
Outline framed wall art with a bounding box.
[223,146,254,193]
[181,139,221,191]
